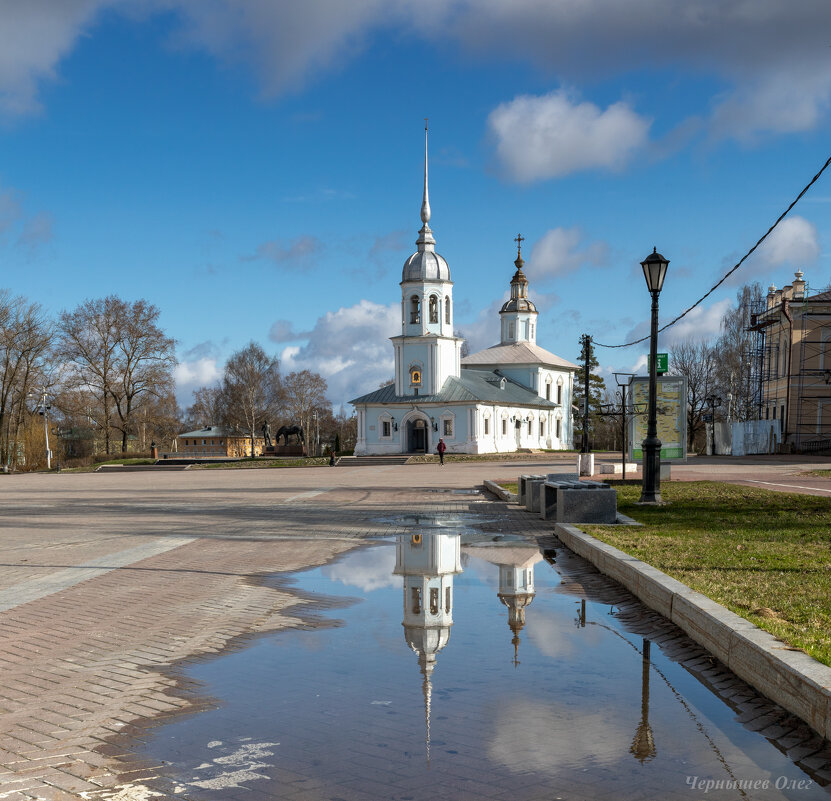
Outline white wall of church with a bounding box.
[355,401,572,456]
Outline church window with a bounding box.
[412,587,421,614]
[430,587,439,615]
[556,418,561,438]
[509,322,515,339]
[484,417,490,435]
[445,297,450,324]
[523,321,529,339]
[410,296,420,324]
[501,418,507,436]
[545,382,551,401]
[443,419,453,437]
[382,420,391,437]
[531,323,535,339]
[429,295,438,324]
[540,419,545,437]
[445,587,451,613]
[527,420,532,435]
[557,380,563,405]
[410,368,422,386]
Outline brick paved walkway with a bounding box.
[0,460,829,798]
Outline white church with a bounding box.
[351,132,577,455]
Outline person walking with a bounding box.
[437,437,447,466]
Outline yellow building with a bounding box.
[175,427,265,458]
[753,272,831,451]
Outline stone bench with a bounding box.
[517,474,546,507]
[541,477,618,524]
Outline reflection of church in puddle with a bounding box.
[393,532,543,758]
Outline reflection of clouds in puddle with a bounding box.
[321,544,401,592]
[488,698,631,774]
[528,609,606,661]
[459,553,499,588]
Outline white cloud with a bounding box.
[242,235,323,270]
[321,545,400,592]
[622,298,732,352]
[455,297,504,355]
[0,0,111,117]
[750,215,820,273]
[174,356,222,407]
[277,299,399,407]
[488,91,651,182]
[530,227,608,279]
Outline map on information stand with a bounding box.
[628,375,687,462]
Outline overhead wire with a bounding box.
[593,153,831,349]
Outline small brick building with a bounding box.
[175,427,265,458]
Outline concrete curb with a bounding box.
[483,480,516,503]
[555,522,831,741]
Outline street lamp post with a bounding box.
[638,248,669,505]
[614,373,635,480]
[705,395,722,455]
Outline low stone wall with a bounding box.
[483,479,516,502]
[556,522,831,741]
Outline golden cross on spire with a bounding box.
[514,233,524,258]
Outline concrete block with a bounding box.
[577,452,595,476]
[518,474,545,506]
[547,472,579,482]
[598,462,638,475]
[525,478,546,512]
[556,486,617,524]
[671,589,751,666]
[632,564,687,620]
[660,462,672,479]
[541,482,558,520]
[728,627,831,740]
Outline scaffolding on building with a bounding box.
[792,286,831,452]
[744,296,768,422]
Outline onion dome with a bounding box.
[402,123,451,283]
[500,235,537,313]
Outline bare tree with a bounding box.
[715,282,764,422]
[110,299,176,452]
[185,385,224,429]
[670,338,717,450]
[220,342,281,458]
[0,294,55,469]
[57,296,176,454]
[281,370,331,453]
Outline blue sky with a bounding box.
[1,1,830,410]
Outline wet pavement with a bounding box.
[0,460,829,799]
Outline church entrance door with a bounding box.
[408,419,427,453]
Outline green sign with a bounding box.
[655,353,668,374]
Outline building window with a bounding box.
[546,382,551,401]
[410,368,422,386]
[557,381,563,405]
[382,420,391,437]
[509,322,515,339]
[443,419,453,437]
[781,404,785,425]
[527,419,532,435]
[556,418,561,438]
[429,295,438,324]
[410,296,420,324]
[530,323,535,339]
[773,405,777,419]
[540,419,545,437]
[484,417,490,435]
[412,587,421,614]
[445,587,451,613]
[502,418,507,436]
[445,297,450,324]
[430,587,439,615]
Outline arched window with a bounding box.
[429,295,438,324]
[445,297,451,324]
[410,296,420,324]
[557,379,563,405]
[545,380,552,401]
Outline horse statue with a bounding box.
[275,425,305,446]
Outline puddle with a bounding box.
[131,533,828,800]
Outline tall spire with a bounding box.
[417,120,436,252]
